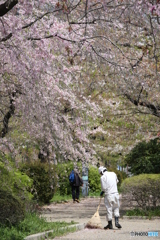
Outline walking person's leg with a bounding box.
[72,185,76,203]
[104,195,113,229]
[75,186,80,203]
[113,193,122,228]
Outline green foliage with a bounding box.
[0,153,33,200]
[117,120,125,127]
[20,161,57,204]
[0,212,76,240]
[0,152,35,228]
[56,162,82,196]
[88,166,101,193]
[0,189,25,227]
[125,138,160,175]
[121,174,160,210]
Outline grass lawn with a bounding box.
[50,191,100,203]
[50,192,72,203]
[0,212,77,240]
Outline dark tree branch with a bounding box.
[0,7,62,42]
[131,53,144,69]
[0,32,12,42]
[1,88,21,138]
[27,33,77,43]
[69,18,112,24]
[22,8,63,29]
[124,92,160,118]
[0,0,18,17]
[137,86,143,105]
[1,92,15,138]
[69,20,96,24]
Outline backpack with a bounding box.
[69,170,75,184]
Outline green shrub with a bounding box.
[121,174,160,210]
[88,166,101,193]
[20,161,57,204]
[0,189,25,226]
[0,153,33,200]
[0,153,33,227]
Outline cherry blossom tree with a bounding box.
[0,0,101,163]
[0,0,160,164]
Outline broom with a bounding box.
[85,197,103,229]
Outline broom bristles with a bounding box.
[85,223,102,229]
[85,209,103,229]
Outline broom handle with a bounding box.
[97,197,102,212]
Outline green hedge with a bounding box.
[0,189,25,226]
[120,174,160,209]
[20,161,57,204]
[0,153,33,226]
[88,166,101,193]
[0,153,33,200]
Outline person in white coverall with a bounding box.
[99,166,122,230]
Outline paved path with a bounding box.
[53,220,160,240]
[39,197,160,240]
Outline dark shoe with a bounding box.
[115,217,122,228]
[104,220,113,229]
[75,199,80,203]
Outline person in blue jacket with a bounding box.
[69,169,83,203]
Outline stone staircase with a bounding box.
[40,197,107,222]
